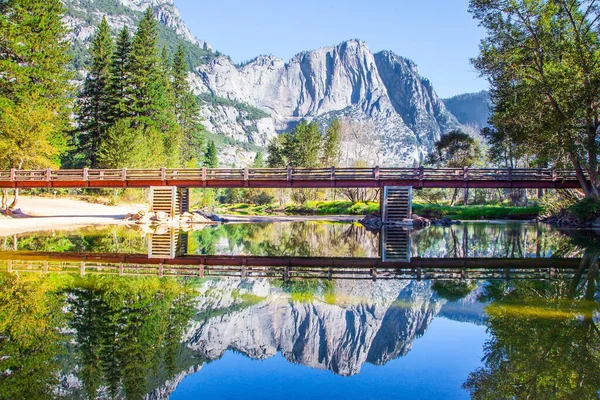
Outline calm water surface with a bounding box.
[0,222,598,399]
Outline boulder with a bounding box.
[154,211,169,222]
[191,213,212,223]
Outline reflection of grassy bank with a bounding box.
[217,201,379,216]
[216,200,541,220]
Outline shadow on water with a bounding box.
[0,222,599,399]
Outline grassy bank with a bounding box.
[216,201,542,220]
[413,204,542,220]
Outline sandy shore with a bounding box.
[0,197,144,236]
[0,197,361,236]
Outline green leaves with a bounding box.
[0,0,73,169]
[471,0,600,197]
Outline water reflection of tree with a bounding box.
[412,223,588,259]
[66,276,197,399]
[464,249,600,399]
[1,226,147,253]
[189,222,379,257]
[0,273,197,400]
[0,273,68,400]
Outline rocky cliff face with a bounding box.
[63,2,471,165]
[443,90,491,132]
[62,0,212,71]
[192,40,461,165]
[184,278,444,377]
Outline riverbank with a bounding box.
[216,201,542,220]
[0,198,144,236]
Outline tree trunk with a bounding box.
[1,189,7,212]
[8,188,19,210]
[450,188,458,206]
[463,188,469,205]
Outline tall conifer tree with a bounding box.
[204,141,218,168]
[172,43,204,163]
[107,26,133,122]
[129,7,163,122]
[76,17,114,167]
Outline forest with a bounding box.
[1,0,600,222]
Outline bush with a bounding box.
[567,197,600,222]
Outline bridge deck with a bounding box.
[0,167,585,189]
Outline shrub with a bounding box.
[567,197,600,222]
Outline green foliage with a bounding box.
[197,92,270,120]
[0,96,67,169]
[0,273,68,400]
[432,280,477,302]
[464,264,600,399]
[321,118,342,166]
[172,43,205,164]
[252,152,265,168]
[0,0,73,169]
[427,129,483,167]
[204,140,218,168]
[267,121,323,167]
[284,201,379,215]
[567,198,600,222]
[470,0,600,198]
[106,26,133,123]
[74,17,114,168]
[413,203,541,220]
[97,118,165,168]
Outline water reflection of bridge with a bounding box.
[0,250,586,281]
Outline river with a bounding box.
[0,221,598,399]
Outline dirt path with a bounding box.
[0,197,145,236]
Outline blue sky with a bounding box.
[174,0,488,98]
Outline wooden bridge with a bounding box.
[0,167,585,189]
[0,251,586,281]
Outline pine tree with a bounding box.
[129,7,163,122]
[76,17,114,168]
[107,26,133,122]
[0,0,72,169]
[172,43,204,164]
[287,121,322,167]
[321,118,341,166]
[204,141,218,168]
[253,152,265,168]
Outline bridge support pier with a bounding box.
[381,186,412,223]
[149,186,189,218]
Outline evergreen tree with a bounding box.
[75,17,114,168]
[321,118,341,166]
[0,0,72,168]
[285,121,322,167]
[204,141,218,168]
[129,7,163,122]
[253,152,265,168]
[97,119,166,168]
[107,26,133,122]
[172,43,204,164]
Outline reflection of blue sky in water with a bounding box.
[172,318,487,400]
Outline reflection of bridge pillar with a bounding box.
[381,186,412,223]
[148,228,188,259]
[380,227,411,262]
[149,186,189,218]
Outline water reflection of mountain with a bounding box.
[183,278,476,377]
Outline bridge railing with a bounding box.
[0,167,585,182]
